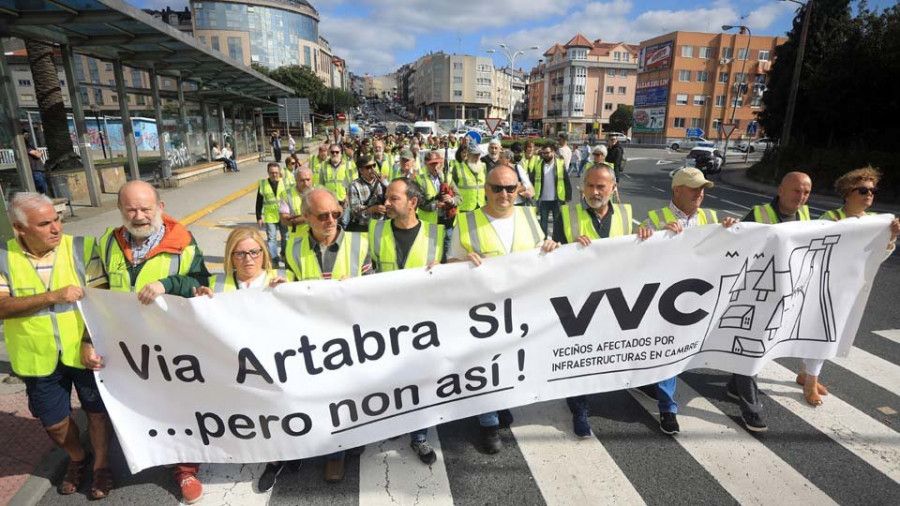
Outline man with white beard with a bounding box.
[97,180,210,504]
[553,164,653,439]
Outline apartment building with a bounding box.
[528,34,639,136]
[404,52,498,121]
[634,30,787,144]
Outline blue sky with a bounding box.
[135,0,894,76]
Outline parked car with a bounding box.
[520,128,541,137]
[737,137,776,153]
[370,125,389,137]
[682,146,723,175]
[670,136,715,151]
[394,124,412,135]
[607,132,631,143]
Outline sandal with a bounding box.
[796,373,828,395]
[91,468,114,500]
[58,457,87,495]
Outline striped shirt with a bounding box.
[126,224,166,264]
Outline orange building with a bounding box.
[633,31,787,145]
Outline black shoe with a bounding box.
[258,462,284,492]
[410,440,437,465]
[572,414,592,438]
[498,409,514,428]
[741,412,768,432]
[286,459,303,472]
[634,384,659,402]
[726,379,740,400]
[659,412,680,435]
[480,425,502,454]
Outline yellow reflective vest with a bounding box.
[457,207,543,257]
[369,219,444,271]
[820,208,875,221]
[0,235,93,376]
[559,202,632,243]
[320,160,356,202]
[282,185,308,236]
[751,203,810,224]
[99,228,197,292]
[646,207,718,230]
[285,230,368,280]
[417,172,442,224]
[533,158,567,202]
[452,160,486,212]
[373,155,393,179]
[259,178,287,224]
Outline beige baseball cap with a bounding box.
[672,168,714,189]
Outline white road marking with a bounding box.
[723,210,743,217]
[652,187,666,193]
[629,384,837,506]
[872,329,900,344]
[720,199,751,210]
[358,430,454,506]
[829,346,900,395]
[758,362,900,482]
[511,401,645,506]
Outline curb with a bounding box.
[9,410,88,506]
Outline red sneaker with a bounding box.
[176,472,203,504]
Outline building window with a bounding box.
[699,46,712,59]
[569,49,587,60]
[690,118,703,128]
[211,36,220,51]
[712,119,721,132]
[715,95,726,107]
[19,94,34,102]
[476,64,491,72]
[613,51,621,61]
[718,72,730,83]
[673,117,686,128]
[605,85,614,93]
[734,73,747,83]
[476,91,491,99]
[734,119,741,128]
[476,77,491,86]
[111,94,118,103]
[453,76,462,84]
[676,94,688,105]
[304,46,311,67]
[758,50,770,61]
[618,86,626,94]
[105,63,112,71]
[696,71,708,82]
[607,69,615,77]
[738,48,749,60]
[59,80,65,86]
[693,95,706,106]
[678,70,691,82]
[17,79,32,86]
[163,79,173,88]
[731,95,744,107]
[136,95,146,105]
[681,45,693,58]
[228,37,243,61]
[453,62,463,69]
[721,47,733,60]
[604,103,613,111]
[750,96,762,107]
[454,90,462,97]
[619,69,627,77]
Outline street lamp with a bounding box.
[487,44,539,135]
[721,24,752,160]
[780,0,813,150]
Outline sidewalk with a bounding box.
[0,145,322,505]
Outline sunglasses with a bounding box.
[489,184,518,194]
[854,187,878,195]
[593,153,603,156]
[232,248,262,260]
[362,163,377,169]
[315,210,343,221]
[330,151,341,154]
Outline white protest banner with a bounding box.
[79,217,893,472]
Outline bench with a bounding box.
[166,153,260,188]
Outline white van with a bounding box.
[413,121,437,136]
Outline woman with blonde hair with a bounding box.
[797,165,899,405]
[281,155,299,186]
[193,226,294,489]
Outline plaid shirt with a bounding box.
[349,177,386,225]
[126,223,166,264]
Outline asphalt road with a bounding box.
[34,150,900,505]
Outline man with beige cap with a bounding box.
[637,167,737,435]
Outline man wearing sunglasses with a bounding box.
[447,164,558,454]
[534,143,573,237]
[279,167,314,237]
[348,156,387,232]
[320,144,356,227]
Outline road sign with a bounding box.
[484,118,502,134]
[686,128,704,138]
[464,130,482,146]
[747,121,759,136]
[720,123,737,138]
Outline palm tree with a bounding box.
[24,39,81,171]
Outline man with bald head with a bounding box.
[97,180,209,503]
[448,164,558,454]
[726,171,813,434]
[0,193,112,499]
[280,166,314,236]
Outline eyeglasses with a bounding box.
[232,248,262,260]
[315,210,343,221]
[854,187,878,195]
[362,163,377,169]
[330,151,341,154]
[489,184,518,194]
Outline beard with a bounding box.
[123,208,164,239]
[585,195,610,210]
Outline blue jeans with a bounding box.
[538,200,559,237]
[477,412,498,427]
[264,222,287,266]
[410,428,428,443]
[220,158,238,171]
[656,377,678,414]
[441,226,453,263]
[33,170,48,195]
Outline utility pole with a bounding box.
[782,0,813,150]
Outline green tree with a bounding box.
[266,65,326,110]
[608,105,634,134]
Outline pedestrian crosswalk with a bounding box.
[179,343,900,506]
